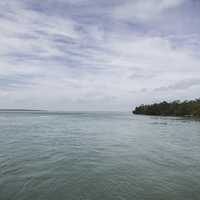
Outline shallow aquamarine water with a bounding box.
[0,111,200,200]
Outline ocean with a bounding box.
[0,111,200,200]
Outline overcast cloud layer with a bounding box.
[0,0,200,111]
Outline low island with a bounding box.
[133,98,200,117]
[0,109,43,112]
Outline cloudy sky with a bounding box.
[0,0,200,111]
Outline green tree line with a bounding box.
[133,99,200,117]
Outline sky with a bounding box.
[0,0,200,111]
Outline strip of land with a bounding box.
[0,109,44,112]
[133,99,200,117]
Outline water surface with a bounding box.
[0,111,200,200]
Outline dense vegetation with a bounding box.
[133,99,200,117]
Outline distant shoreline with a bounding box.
[0,109,45,112]
[133,99,200,117]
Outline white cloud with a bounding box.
[113,0,185,22]
[0,0,199,110]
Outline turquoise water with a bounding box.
[0,111,200,200]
